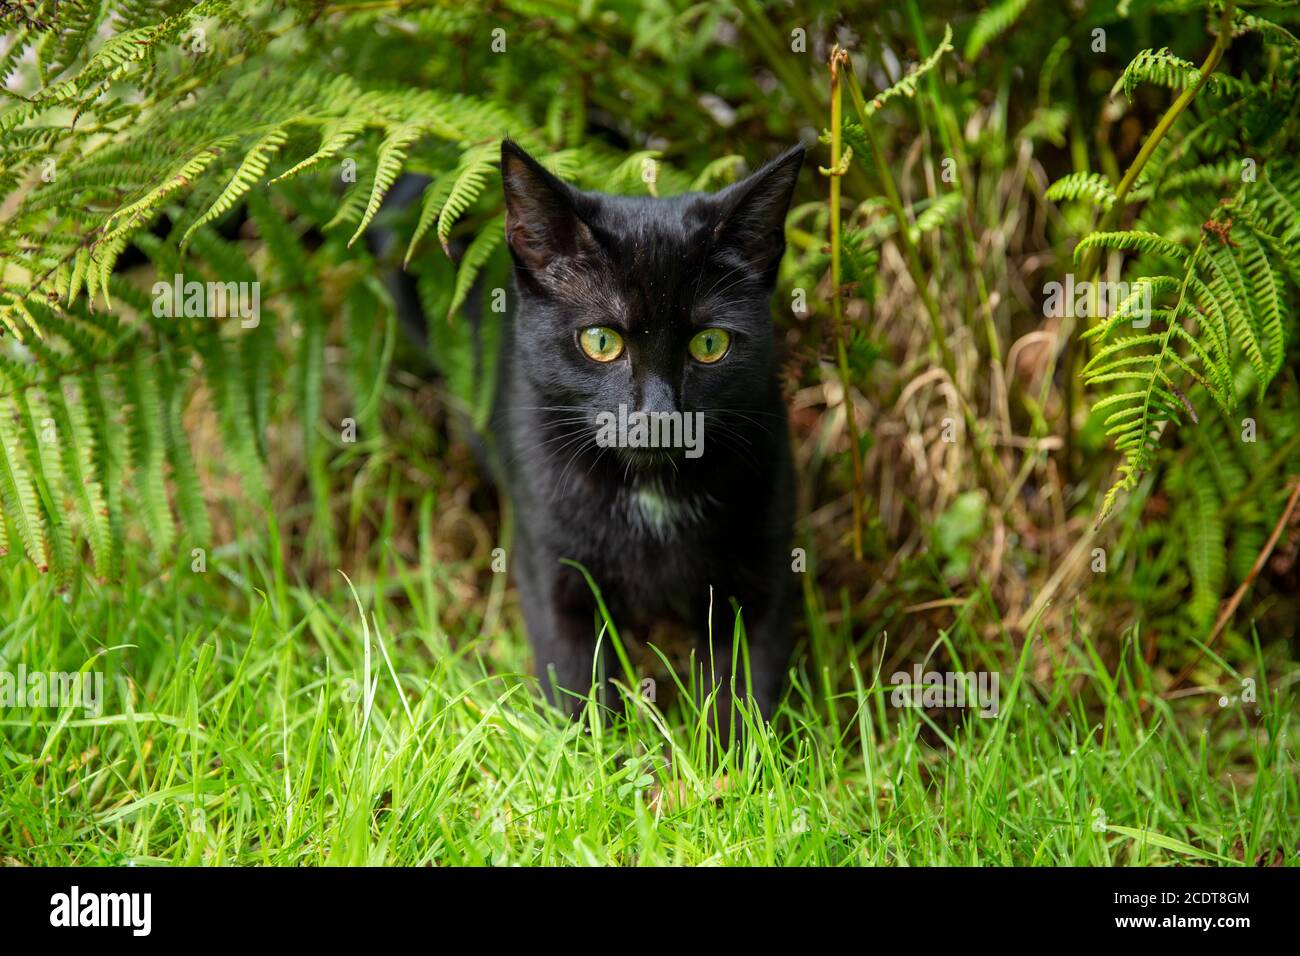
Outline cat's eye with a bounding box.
[579,326,625,363]
[688,328,731,364]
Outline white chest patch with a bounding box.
[625,481,713,538]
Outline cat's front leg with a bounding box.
[695,590,793,740]
[740,603,794,720]
[520,559,618,715]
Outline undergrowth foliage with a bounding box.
[0,0,1297,659]
[1048,7,1300,520]
[0,0,707,582]
[1,0,1299,869]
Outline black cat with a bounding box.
[494,140,803,724]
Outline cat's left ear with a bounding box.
[709,144,805,277]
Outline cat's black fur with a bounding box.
[495,140,803,721]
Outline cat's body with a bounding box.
[494,140,803,719]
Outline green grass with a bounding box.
[1,540,1295,867]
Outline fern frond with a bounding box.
[0,395,50,572]
[1238,232,1287,381]
[101,137,238,244]
[434,143,499,254]
[21,387,75,588]
[1086,244,1205,521]
[863,24,954,118]
[1113,48,1203,100]
[908,192,963,243]
[53,376,114,579]
[603,150,662,195]
[181,127,291,247]
[1074,231,1188,262]
[201,332,268,504]
[122,353,175,555]
[1201,242,1270,395]
[268,116,366,185]
[690,155,744,192]
[965,0,1032,61]
[447,215,505,321]
[404,169,458,267]
[1046,171,1116,211]
[349,122,427,247]
[1081,277,1181,342]
[1234,11,1300,55]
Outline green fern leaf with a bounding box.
[908,192,963,243]
[864,24,954,117]
[181,127,290,248]
[435,144,499,254]
[159,356,211,550]
[269,117,366,184]
[122,354,175,555]
[22,387,76,587]
[1113,48,1204,100]
[102,137,238,243]
[690,155,744,192]
[403,168,459,267]
[1074,231,1188,263]
[447,216,505,321]
[349,122,425,248]
[53,376,114,579]
[965,0,1032,61]
[0,395,50,572]
[1046,171,1116,211]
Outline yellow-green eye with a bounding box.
[688,328,731,364]
[579,326,624,362]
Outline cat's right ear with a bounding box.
[500,139,595,276]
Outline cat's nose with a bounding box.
[636,374,678,416]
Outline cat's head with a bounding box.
[500,139,803,469]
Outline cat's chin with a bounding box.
[615,446,684,473]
